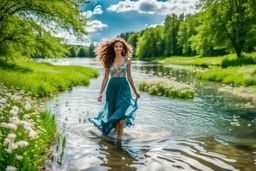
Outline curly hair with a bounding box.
[95,37,133,69]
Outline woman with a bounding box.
[89,37,140,136]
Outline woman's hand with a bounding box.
[135,92,140,99]
[98,94,103,102]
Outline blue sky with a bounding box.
[60,0,198,46]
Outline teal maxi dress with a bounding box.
[89,57,138,135]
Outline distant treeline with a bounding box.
[66,42,96,58]
[118,0,256,59]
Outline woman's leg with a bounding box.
[118,120,124,135]
[116,121,120,134]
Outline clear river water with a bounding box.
[35,58,256,171]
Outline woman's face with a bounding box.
[114,42,123,55]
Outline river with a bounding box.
[35,58,256,171]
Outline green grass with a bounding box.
[196,65,256,86]
[0,58,99,97]
[139,77,194,99]
[159,53,256,68]
[159,55,223,67]
[0,84,57,170]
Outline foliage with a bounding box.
[0,84,57,170]
[0,0,88,59]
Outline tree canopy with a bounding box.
[0,0,88,59]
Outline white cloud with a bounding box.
[145,20,164,28]
[85,20,108,33]
[107,0,198,15]
[93,5,103,14]
[55,31,91,46]
[82,5,103,19]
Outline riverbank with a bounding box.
[0,57,99,170]
[158,53,256,101]
[0,57,99,97]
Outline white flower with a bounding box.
[0,123,17,130]
[16,140,29,148]
[24,103,31,111]
[23,114,30,119]
[0,98,7,103]
[6,166,17,171]
[6,149,12,154]
[16,155,23,161]
[8,133,16,140]
[9,143,18,150]
[11,95,22,101]
[29,130,38,139]
[10,106,19,116]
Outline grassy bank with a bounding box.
[0,58,99,97]
[0,83,57,170]
[159,55,223,67]
[0,57,99,170]
[139,77,194,99]
[196,65,256,86]
[158,53,256,68]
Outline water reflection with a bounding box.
[41,58,256,170]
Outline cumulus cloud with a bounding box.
[55,31,91,45]
[93,5,103,14]
[85,20,108,33]
[145,20,164,28]
[82,5,103,19]
[107,0,198,15]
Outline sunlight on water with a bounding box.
[39,58,256,171]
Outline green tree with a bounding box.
[68,46,79,57]
[0,0,88,59]
[177,15,198,56]
[77,47,87,57]
[163,14,181,56]
[88,42,96,57]
[197,0,256,57]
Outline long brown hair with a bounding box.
[95,37,133,69]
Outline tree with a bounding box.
[0,0,88,59]
[197,0,256,57]
[177,15,198,56]
[163,14,181,56]
[88,42,96,57]
[77,47,87,57]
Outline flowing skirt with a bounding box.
[89,77,138,135]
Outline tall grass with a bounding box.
[159,55,223,67]
[0,83,57,170]
[0,59,99,97]
[196,65,256,86]
[139,77,194,99]
[221,53,256,68]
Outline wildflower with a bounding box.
[11,95,22,101]
[24,103,31,111]
[16,155,23,161]
[6,166,17,171]
[6,149,12,154]
[0,123,17,130]
[8,133,16,140]
[29,130,38,139]
[23,114,30,119]
[10,106,19,116]
[16,140,29,148]
[0,98,7,103]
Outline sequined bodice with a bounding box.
[109,57,128,78]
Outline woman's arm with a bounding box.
[127,58,140,99]
[98,68,110,102]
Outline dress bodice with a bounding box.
[109,57,128,78]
